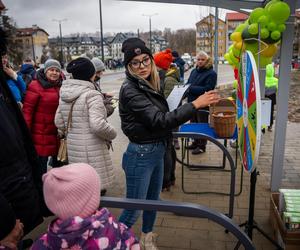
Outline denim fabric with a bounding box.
[119,142,166,233]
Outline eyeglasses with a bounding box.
[129,57,151,69]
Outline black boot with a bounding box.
[185,141,198,150]
[191,145,206,155]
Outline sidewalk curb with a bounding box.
[104,70,125,76]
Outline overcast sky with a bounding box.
[4,0,228,38]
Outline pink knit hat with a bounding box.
[43,163,101,220]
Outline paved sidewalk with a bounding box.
[24,70,300,249]
[26,116,300,250]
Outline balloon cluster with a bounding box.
[224,0,290,68]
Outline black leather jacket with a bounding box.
[119,72,196,144]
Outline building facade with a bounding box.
[196,14,226,62]
[49,35,110,61]
[49,31,168,62]
[151,35,168,53]
[14,25,49,64]
[225,12,249,51]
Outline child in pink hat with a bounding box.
[31,163,140,250]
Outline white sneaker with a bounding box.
[140,232,159,250]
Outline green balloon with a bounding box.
[248,23,259,35]
[260,56,273,68]
[267,22,277,32]
[254,54,272,68]
[242,28,258,44]
[250,8,265,24]
[246,43,258,54]
[230,52,239,65]
[258,15,269,26]
[225,53,233,65]
[235,23,248,33]
[268,2,290,24]
[232,46,242,58]
[271,30,281,40]
[277,24,286,32]
[261,28,270,39]
[265,0,280,12]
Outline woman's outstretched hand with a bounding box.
[192,90,221,109]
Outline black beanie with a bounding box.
[122,38,152,67]
[172,51,179,58]
[66,57,95,81]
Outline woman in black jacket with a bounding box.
[118,38,220,249]
[0,28,49,249]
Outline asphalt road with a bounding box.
[100,64,235,98]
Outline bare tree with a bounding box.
[161,28,196,55]
[1,12,23,67]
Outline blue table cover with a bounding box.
[179,123,237,140]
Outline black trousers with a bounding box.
[190,107,209,147]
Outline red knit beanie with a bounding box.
[154,49,173,70]
[43,163,100,220]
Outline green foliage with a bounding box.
[1,12,23,67]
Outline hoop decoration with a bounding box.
[237,50,261,173]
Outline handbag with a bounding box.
[57,99,77,162]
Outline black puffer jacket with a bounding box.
[119,72,196,144]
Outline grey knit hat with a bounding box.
[44,59,61,73]
[91,57,105,72]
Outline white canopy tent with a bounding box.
[118,0,299,191]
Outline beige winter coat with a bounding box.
[55,79,117,189]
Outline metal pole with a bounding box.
[99,0,105,62]
[53,19,67,65]
[149,17,152,53]
[270,0,296,191]
[214,7,219,73]
[143,13,158,53]
[59,22,63,64]
[258,24,266,96]
[31,35,36,64]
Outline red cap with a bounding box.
[154,49,173,70]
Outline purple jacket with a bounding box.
[31,208,140,250]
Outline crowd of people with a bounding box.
[1,25,221,250]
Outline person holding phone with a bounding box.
[1,54,26,108]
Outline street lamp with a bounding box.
[142,13,158,53]
[52,18,67,66]
[98,0,105,62]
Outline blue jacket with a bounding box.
[186,66,217,102]
[18,64,36,86]
[6,75,26,102]
[174,57,185,79]
[18,64,36,79]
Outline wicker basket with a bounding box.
[212,111,236,138]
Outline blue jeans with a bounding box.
[119,142,166,233]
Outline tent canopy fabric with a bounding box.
[121,0,299,12]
